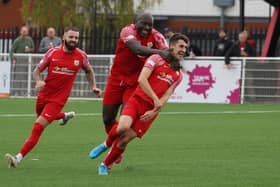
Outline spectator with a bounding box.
[225,31,256,68]
[213,29,233,56]
[187,42,202,57]
[163,27,174,45]
[10,26,34,62]
[243,30,256,50]
[225,31,256,102]
[39,27,62,53]
[9,26,34,96]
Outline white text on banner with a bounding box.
[169,59,242,104]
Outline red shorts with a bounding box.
[36,96,64,123]
[103,76,137,105]
[121,95,158,138]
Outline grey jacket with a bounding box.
[39,36,62,53]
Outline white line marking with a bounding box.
[0,110,280,118]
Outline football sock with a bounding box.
[105,124,119,147]
[15,153,23,162]
[105,120,118,134]
[103,141,125,167]
[19,123,44,157]
[55,112,65,120]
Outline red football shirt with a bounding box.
[110,24,168,85]
[37,45,91,105]
[133,54,182,105]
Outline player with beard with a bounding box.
[5,27,102,168]
[89,12,168,167]
[90,33,189,175]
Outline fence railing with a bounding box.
[1,53,280,104]
[0,53,114,99]
[0,27,267,55]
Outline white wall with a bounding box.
[145,0,273,17]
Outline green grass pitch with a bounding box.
[0,98,280,187]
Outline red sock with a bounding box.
[103,141,125,167]
[105,124,119,147]
[19,123,44,157]
[55,112,64,120]
[105,120,118,134]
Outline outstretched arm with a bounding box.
[126,40,168,57]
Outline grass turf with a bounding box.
[0,98,280,187]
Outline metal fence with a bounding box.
[1,53,280,104]
[0,53,113,99]
[183,28,267,56]
[0,27,266,55]
[0,27,120,55]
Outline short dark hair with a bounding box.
[169,33,189,46]
[64,26,80,33]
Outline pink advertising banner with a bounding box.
[169,60,242,104]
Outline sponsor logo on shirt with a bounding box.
[52,66,75,76]
[157,72,174,85]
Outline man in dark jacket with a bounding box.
[225,31,256,69]
[213,30,233,56]
[187,43,202,57]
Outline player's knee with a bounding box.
[117,124,130,135]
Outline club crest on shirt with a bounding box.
[74,60,79,66]
[147,42,153,48]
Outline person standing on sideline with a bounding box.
[163,27,174,45]
[9,26,35,96]
[5,26,102,168]
[98,12,168,166]
[89,33,189,175]
[243,30,256,51]
[225,31,256,69]
[39,27,62,53]
[10,26,34,61]
[225,31,256,102]
[213,29,233,56]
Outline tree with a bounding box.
[21,0,162,29]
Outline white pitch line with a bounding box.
[0,110,280,118]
